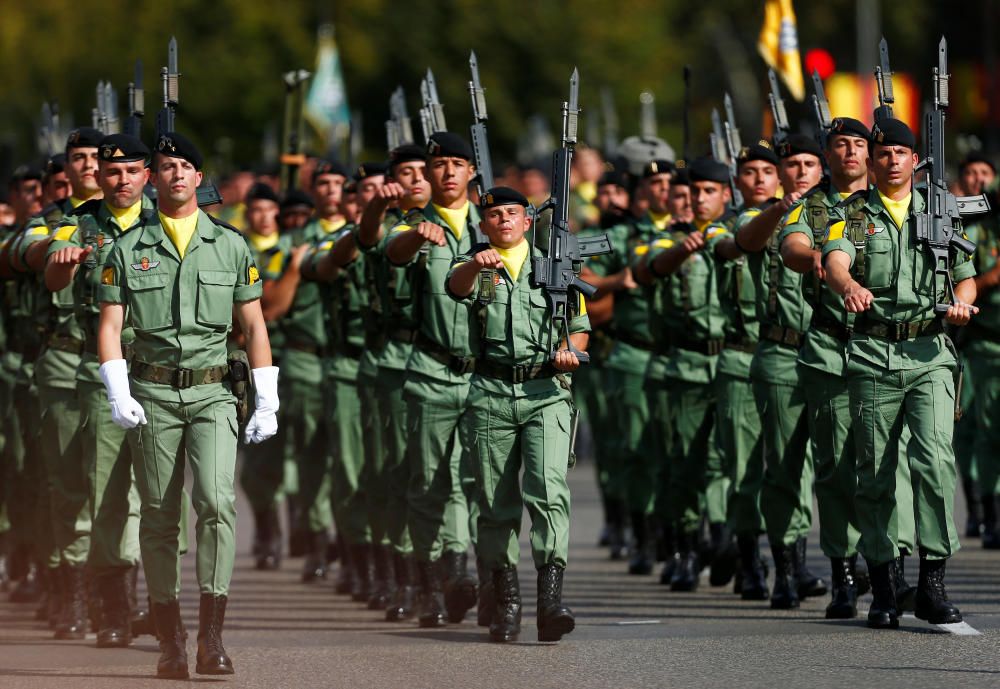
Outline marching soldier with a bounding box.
[97,132,277,677]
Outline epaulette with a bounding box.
[402,207,426,224]
[69,198,103,218]
[800,184,825,201]
[469,241,492,255]
[837,190,867,209]
[208,214,243,234]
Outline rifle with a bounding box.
[639,90,657,139]
[810,69,832,149]
[468,51,494,199]
[385,86,413,151]
[873,36,895,124]
[418,78,432,143]
[279,69,311,193]
[722,94,745,208]
[914,37,990,314]
[709,107,727,163]
[124,59,144,139]
[767,69,790,147]
[600,87,619,156]
[423,68,446,134]
[38,101,60,156]
[530,68,612,364]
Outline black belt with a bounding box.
[724,335,757,353]
[364,330,386,352]
[387,327,418,344]
[45,334,85,355]
[286,339,324,356]
[760,323,804,349]
[475,360,557,383]
[335,341,364,359]
[615,331,656,352]
[809,313,851,343]
[668,335,725,356]
[853,319,943,342]
[131,360,229,389]
[413,332,475,375]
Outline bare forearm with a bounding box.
[44,262,77,292]
[244,320,273,368]
[824,254,855,296]
[713,236,743,261]
[567,332,589,353]
[780,237,817,275]
[652,246,692,276]
[448,261,482,297]
[262,270,301,320]
[735,205,784,253]
[97,305,124,363]
[955,277,977,306]
[313,252,342,282]
[385,232,426,265]
[358,202,388,248]
[329,232,358,268]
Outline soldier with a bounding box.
[43,133,155,647]
[447,186,585,643]
[278,189,314,232]
[97,132,277,677]
[41,154,71,207]
[385,132,481,627]
[822,118,975,629]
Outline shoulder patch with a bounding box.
[248,265,261,284]
[783,204,804,227]
[826,220,846,242]
[653,237,675,250]
[54,225,76,242]
[705,225,727,240]
[29,226,50,236]
[101,266,115,285]
[266,251,284,275]
[319,240,334,251]
[741,208,763,221]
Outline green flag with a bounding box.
[305,24,351,146]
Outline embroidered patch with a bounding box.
[865,223,884,236]
[101,267,115,285]
[493,272,501,286]
[131,257,160,271]
[248,265,261,284]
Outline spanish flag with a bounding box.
[758,0,805,102]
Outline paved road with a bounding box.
[1,454,998,689]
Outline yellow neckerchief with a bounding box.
[70,196,90,209]
[878,191,912,230]
[649,210,672,231]
[432,201,470,240]
[247,231,280,252]
[838,192,851,200]
[158,210,199,258]
[493,238,530,282]
[694,218,711,233]
[576,181,597,203]
[106,200,142,231]
[319,217,347,234]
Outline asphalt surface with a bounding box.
[1,449,998,689]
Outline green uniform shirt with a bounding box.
[708,209,761,378]
[447,240,590,399]
[821,187,976,371]
[367,210,416,372]
[964,211,1000,351]
[98,209,262,402]
[248,231,292,357]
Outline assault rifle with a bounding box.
[468,51,494,199]
[873,36,894,124]
[810,69,832,149]
[124,60,144,139]
[38,101,60,156]
[385,86,413,150]
[279,69,311,192]
[722,94,745,208]
[767,69,790,147]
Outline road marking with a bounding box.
[935,622,981,636]
[615,620,661,626]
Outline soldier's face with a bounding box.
[99,161,149,209]
[341,191,360,223]
[246,199,279,236]
[691,181,729,222]
[573,148,604,184]
[779,154,822,195]
[428,157,473,205]
[356,175,385,211]
[0,202,13,226]
[737,160,778,206]
[825,135,868,183]
[67,147,100,197]
[481,204,530,248]
[642,173,672,214]
[279,205,312,231]
[668,184,693,223]
[872,145,917,191]
[391,161,429,208]
[11,179,43,221]
[154,155,203,209]
[43,172,71,204]
[595,183,628,212]
[959,162,995,195]
[313,173,345,216]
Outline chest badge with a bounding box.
[96,233,108,249]
[866,223,884,237]
[493,273,501,286]
[131,256,160,271]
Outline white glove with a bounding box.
[244,366,279,444]
[99,359,147,430]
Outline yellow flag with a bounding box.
[758,0,805,101]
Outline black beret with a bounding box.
[426,131,473,161]
[479,186,529,210]
[829,117,870,142]
[871,118,915,150]
[279,188,315,212]
[642,159,675,179]
[688,157,730,185]
[355,161,388,181]
[45,153,66,176]
[777,133,823,160]
[155,131,204,170]
[671,161,690,187]
[245,182,279,205]
[598,167,628,188]
[737,139,779,167]
[9,164,44,184]
[312,159,350,182]
[388,144,426,169]
[958,151,996,175]
[98,133,150,164]
[65,127,103,151]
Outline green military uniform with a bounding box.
[98,209,262,603]
[822,187,973,564]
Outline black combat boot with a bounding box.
[476,556,494,627]
[96,567,132,648]
[488,565,521,643]
[254,506,282,570]
[54,564,89,640]
[606,498,627,561]
[793,537,827,598]
[769,543,799,609]
[10,555,42,603]
[825,558,858,619]
[441,550,477,623]
[963,476,982,538]
[287,498,307,558]
[386,554,418,622]
[708,522,737,587]
[736,533,769,600]
[368,545,395,610]
[914,555,962,624]
[893,555,917,612]
[301,531,328,582]
[866,560,899,629]
[34,567,52,624]
[980,494,1000,549]
[416,559,446,628]
[127,564,153,637]
[195,594,234,675]
[152,599,189,679]
[627,513,653,575]
[0,532,9,593]
[350,543,375,603]
[334,543,355,595]
[850,554,870,596]
[657,523,677,584]
[537,564,575,642]
[669,531,699,592]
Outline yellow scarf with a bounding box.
[576,181,597,203]
[159,210,199,258]
[70,196,90,209]
[694,219,711,233]
[494,239,529,282]
[106,201,142,231]
[319,217,347,234]
[432,202,469,240]
[247,231,280,252]
[879,191,912,230]
[649,210,672,231]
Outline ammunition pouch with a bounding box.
[227,350,251,425]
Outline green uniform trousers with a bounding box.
[284,372,331,533]
[328,375,371,546]
[361,372,389,547]
[644,378,671,522]
[239,430,286,514]
[573,362,617,509]
[0,372,18,537]
[377,367,412,555]
[715,372,763,534]
[967,345,1000,494]
[848,363,960,565]
[609,368,655,515]
[9,383,47,557]
[597,367,629,509]
[79,382,140,569]
[404,374,476,563]
[130,393,238,603]
[468,386,571,569]
[665,379,716,533]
